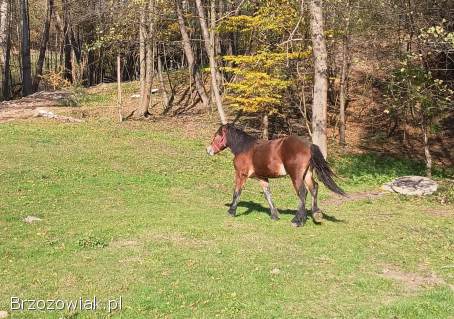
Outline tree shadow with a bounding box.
[224,201,346,223]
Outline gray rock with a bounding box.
[383,176,438,196]
[24,216,42,224]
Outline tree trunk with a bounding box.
[262,112,269,140]
[195,0,227,124]
[422,122,432,178]
[210,0,222,87]
[158,55,170,112]
[20,0,32,96]
[339,34,349,145]
[33,0,54,91]
[139,5,146,102]
[62,0,72,82]
[1,0,11,100]
[0,0,8,66]
[175,0,210,110]
[339,1,351,146]
[309,0,328,158]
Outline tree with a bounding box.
[175,0,210,110]
[385,24,454,177]
[309,0,328,158]
[33,0,54,91]
[20,0,33,96]
[1,0,11,100]
[195,0,227,124]
[338,0,352,146]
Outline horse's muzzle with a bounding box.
[206,146,215,156]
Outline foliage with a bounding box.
[77,235,108,249]
[385,60,453,129]
[40,70,72,90]
[220,0,309,116]
[223,51,310,114]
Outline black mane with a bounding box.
[224,124,258,155]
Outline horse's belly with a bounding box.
[253,161,287,178]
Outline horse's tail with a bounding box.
[310,144,347,197]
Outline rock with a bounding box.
[382,176,438,196]
[24,216,42,224]
[0,311,8,318]
[270,268,281,275]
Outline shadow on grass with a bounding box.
[225,201,346,223]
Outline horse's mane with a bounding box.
[225,124,258,155]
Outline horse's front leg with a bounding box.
[228,172,247,217]
[259,179,280,220]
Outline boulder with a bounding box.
[382,176,438,196]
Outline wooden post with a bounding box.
[117,54,123,123]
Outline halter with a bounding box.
[211,130,227,153]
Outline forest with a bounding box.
[1,0,453,171]
[0,1,453,318]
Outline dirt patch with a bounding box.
[0,90,81,123]
[110,239,140,248]
[424,208,453,218]
[324,191,386,206]
[149,232,214,248]
[381,266,445,291]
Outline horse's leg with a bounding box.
[259,179,280,220]
[228,172,247,217]
[305,169,323,223]
[289,171,308,227]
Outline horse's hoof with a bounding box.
[313,211,323,224]
[291,217,303,227]
[227,210,236,217]
[271,214,280,221]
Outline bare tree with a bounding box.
[62,0,72,82]
[20,0,32,96]
[175,0,210,109]
[309,0,328,157]
[195,0,227,124]
[0,0,8,66]
[33,0,54,91]
[1,0,11,100]
[338,1,352,146]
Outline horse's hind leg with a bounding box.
[289,172,308,227]
[305,169,323,223]
[259,179,280,220]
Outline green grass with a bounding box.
[0,118,453,318]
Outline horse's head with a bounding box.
[206,124,229,156]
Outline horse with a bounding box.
[206,124,346,227]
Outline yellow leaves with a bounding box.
[217,15,256,33]
[224,50,311,69]
[218,0,299,35]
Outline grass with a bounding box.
[0,109,453,318]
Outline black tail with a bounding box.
[310,144,347,196]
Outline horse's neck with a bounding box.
[229,133,257,155]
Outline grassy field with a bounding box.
[0,103,453,318]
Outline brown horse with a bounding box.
[206,124,346,227]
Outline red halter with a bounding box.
[211,131,227,153]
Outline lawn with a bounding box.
[0,112,453,318]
